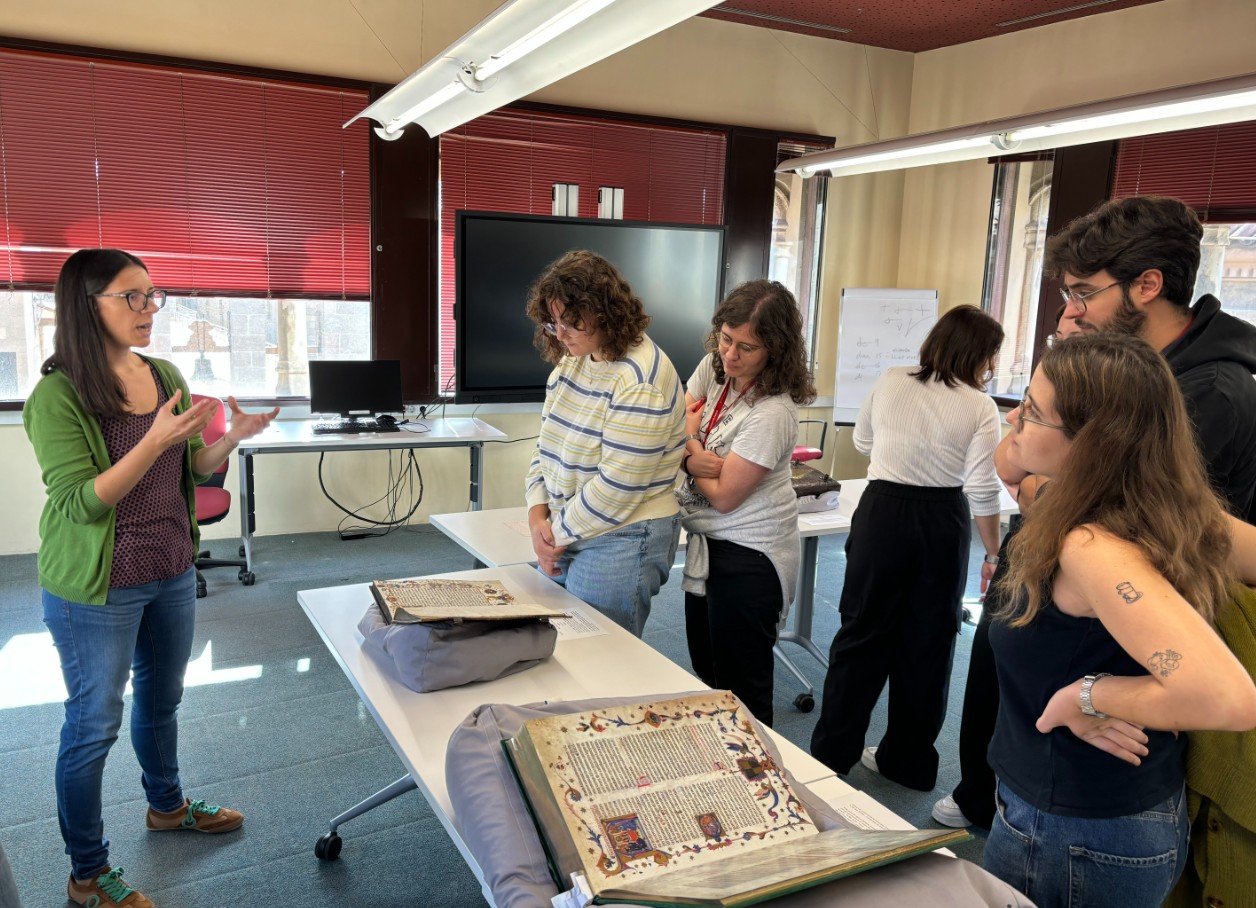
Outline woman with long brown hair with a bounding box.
[676,280,815,726]
[984,332,1256,908]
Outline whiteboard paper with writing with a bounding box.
[833,288,938,425]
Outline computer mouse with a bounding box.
[377,414,397,426]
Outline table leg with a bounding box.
[469,442,484,510]
[777,535,830,670]
[238,450,255,573]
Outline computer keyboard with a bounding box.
[311,418,401,434]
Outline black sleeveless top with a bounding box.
[988,594,1185,818]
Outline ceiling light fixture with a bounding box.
[350,0,722,140]
[780,72,1256,179]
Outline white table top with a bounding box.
[298,563,841,885]
[431,501,855,570]
[239,417,506,453]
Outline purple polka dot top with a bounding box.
[100,363,195,587]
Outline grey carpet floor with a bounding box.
[0,524,992,907]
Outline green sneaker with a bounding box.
[146,797,244,834]
[67,865,154,907]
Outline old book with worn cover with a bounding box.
[503,691,967,907]
[370,578,566,625]
[789,464,841,500]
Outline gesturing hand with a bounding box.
[223,396,280,444]
[148,389,217,451]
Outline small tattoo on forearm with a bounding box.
[1148,649,1183,677]
[1116,581,1143,603]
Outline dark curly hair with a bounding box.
[525,250,650,364]
[705,280,816,405]
[1044,195,1203,309]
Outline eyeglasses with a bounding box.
[1017,390,1067,432]
[1057,280,1121,316]
[95,289,168,312]
[543,319,591,337]
[718,331,763,356]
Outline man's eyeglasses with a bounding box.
[96,289,168,312]
[1057,280,1122,316]
[1017,390,1067,432]
[543,319,591,337]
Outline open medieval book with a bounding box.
[503,691,967,907]
[369,577,566,625]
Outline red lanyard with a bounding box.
[702,380,751,441]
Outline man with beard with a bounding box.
[932,194,1256,837]
[1046,194,1256,518]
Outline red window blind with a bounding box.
[1111,121,1256,221]
[0,48,370,298]
[438,108,727,391]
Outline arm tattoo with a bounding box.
[1115,581,1143,604]
[1148,649,1183,678]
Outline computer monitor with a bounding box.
[308,360,403,418]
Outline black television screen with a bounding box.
[308,360,403,417]
[454,212,726,403]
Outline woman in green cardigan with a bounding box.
[24,249,277,908]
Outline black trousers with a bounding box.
[949,514,1021,829]
[685,536,783,728]
[811,481,969,791]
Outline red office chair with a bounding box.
[192,393,253,597]
[792,419,828,464]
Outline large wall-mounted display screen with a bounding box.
[455,212,726,403]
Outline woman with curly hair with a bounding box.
[677,280,815,726]
[983,332,1256,908]
[811,304,1005,789]
[524,250,686,636]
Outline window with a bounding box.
[0,47,371,402]
[437,108,727,395]
[982,157,1053,397]
[770,142,828,362]
[1197,223,1256,327]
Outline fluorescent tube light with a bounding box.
[475,0,617,82]
[348,0,721,139]
[781,72,1256,179]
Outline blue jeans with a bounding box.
[42,567,197,879]
[550,514,681,636]
[984,778,1188,908]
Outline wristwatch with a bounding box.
[683,433,701,444]
[983,554,1000,565]
[1079,673,1112,718]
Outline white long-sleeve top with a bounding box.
[854,366,1002,517]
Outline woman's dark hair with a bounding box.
[999,333,1231,627]
[525,250,649,363]
[911,305,1004,390]
[706,280,815,405]
[43,248,149,418]
[1044,195,1203,309]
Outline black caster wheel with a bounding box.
[239,570,256,586]
[793,693,815,713]
[238,545,246,557]
[196,581,207,599]
[314,832,342,861]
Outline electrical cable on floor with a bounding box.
[317,449,424,539]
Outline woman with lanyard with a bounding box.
[811,304,1005,791]
[677,280,815,727]
[24,248,277,908]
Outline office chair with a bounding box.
[192,393,254,597]
[792,419,828,464]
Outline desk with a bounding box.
[235,418,505,579]
[298,563,839,904]
[430,504,852,711]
